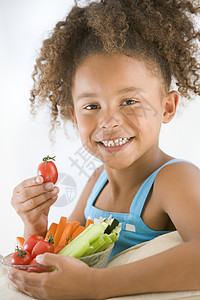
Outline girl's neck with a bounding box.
[104,149,173,199]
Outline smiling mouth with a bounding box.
[98,137,134,148]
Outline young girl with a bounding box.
[9,0,200,299]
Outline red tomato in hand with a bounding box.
[27,258,49,273]
[37,155,58,184]
[23,234,44,255]
[31,240,54,259]
[11,247,32,265]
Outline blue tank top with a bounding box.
[84,159,189,259]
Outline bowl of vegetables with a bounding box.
[1,217,121,272]
[1,244,114,272]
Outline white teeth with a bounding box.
[101,137,131,147]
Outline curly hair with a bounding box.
[30,0,200,133]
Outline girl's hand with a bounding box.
[11,176,59,237]
[8,253,96,300]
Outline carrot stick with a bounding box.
[53,216,67,248]
[45,222,58,241]
[16,237,25,248]
[71,226,85,240]
[71,221,80,233]
[85,219,94,227]
[58,223,71,246]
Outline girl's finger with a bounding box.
[18,182,57,203]
[36,252,75,270]
[22,193,58,213]
[8,269,45,298]
[14,176,44,193]
[19,185,59,207]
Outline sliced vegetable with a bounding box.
[96,234,113,253]
[58,222,108,257]
[71,226,85,240]
[71,221,81,232]
[16,236,25,248]
[58,223,71,246]
[82,234,106,257]
[53,216,67,248]
[104,218,119,234]
[45,222,58,241]
[68,239,89,258]
[58,218,121,259]
[85,219,94,227]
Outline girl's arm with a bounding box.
[94,240,200,298]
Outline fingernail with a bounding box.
[36,254,43,264]
[52,187,59,194]
[36,176,43,184]
[45,182,54,190]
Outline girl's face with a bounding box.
[71,54,178,169]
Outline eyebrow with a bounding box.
[77,92,97,101]
[76,86,145,101]
[118,87,145,94]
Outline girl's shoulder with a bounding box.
[155,159,199,183]
[154,159,200,197]
[153,160,200,241]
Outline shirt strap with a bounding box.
[86,169,108,207]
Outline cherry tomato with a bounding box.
[37,155,58,184]
[31,240,54,259]
[27,258,49,273]
[11,247,32,266]
[23,234,44,255]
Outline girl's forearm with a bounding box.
[92,241,200,299]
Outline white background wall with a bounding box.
[0,0,199,256]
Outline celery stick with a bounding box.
[97,234,113,252]
[68,239,89,258]
[109,232,118,243]
[58,222,107,256]
[81,245,93,257]
[82,234,105,257]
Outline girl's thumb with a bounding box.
[36,252,59,267]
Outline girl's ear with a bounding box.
[69,105,78,130]
[162,91,179,124]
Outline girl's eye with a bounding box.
[83,104,100,110]
[121,99,138,106]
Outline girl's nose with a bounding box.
[95,110,128,142]
[101,115,122,130]
[99,107,123,130]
